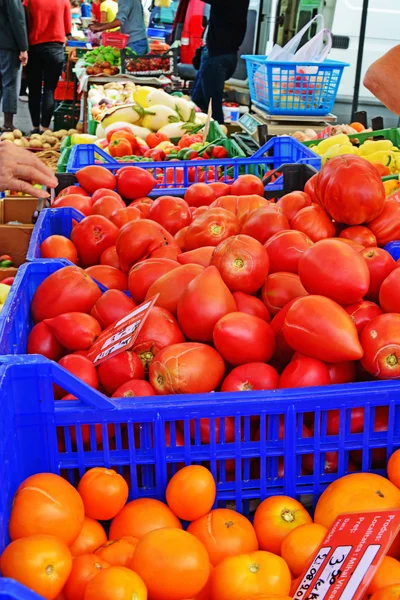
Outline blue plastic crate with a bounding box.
[384,241,400,261]
[66,137,320,196]
[242,56,349,116]
[0,580,41,599]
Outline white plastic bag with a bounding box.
[267,15,331,63]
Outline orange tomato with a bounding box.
[63,554,110,600]
[314,473,400,528]
[0,534,72,600]
[187,508,259,566]
[281,523,328,577]
[78,467,129,521]
[109,497,182,540]
[388,450,400,489]
[372,163,391,178]
[350,122,365,132]
[69,516,107,557]
[83,566,147,600]
[9,473,85,546]
[95,536,138,567]
[210,550,291,600]
[253,495,312,555]
[368,557,400,595]
[370,585,400,600]
[130,528,210,600]
[166,465,216,521]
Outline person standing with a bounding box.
[90,0,148,55]
[23,0,72,133]
[191,0,250,124]
[0,0,28,131]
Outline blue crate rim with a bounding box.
[241,55,350,68]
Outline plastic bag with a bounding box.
[268,15,331,63]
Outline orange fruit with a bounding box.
[166,465,216,521]
[109,497,182,540]
[350,122,365,132]
[314,473,400,529]
[371,585,400,600]
[95,536,138,567]
[63,554,110,600]
[0,534,72,600]
[130,528,210,600]
[78,467,129,520]
[210,550,291,600]
[69,516,107,557]
[9,473,85,546]
[368,556,400,595]
[253,495,312,555]
[83,565,147,600]
[187,508,259,566]
[281,523,327,577]
[388,450,400,489]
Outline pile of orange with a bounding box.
[2,453,400,600]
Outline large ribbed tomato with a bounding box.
[184,208,241,250]
[148,196,192,235]
[276,191,312,223]
[361,313,400,378]
[368,196,400,246]
[291,205,335,242]
[71,215,119,267]
[265,230,313,274]
[241,206,290,244]
[116,219,175,274]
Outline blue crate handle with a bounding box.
[0,579,42,599]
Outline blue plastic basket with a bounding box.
[242,56,349,116]
[66,137,320,196]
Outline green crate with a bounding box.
[60,135,72,151]
[87,99,99,136]
[303,127,400,149]
[76,47,90,58]
[57,147,72,173]
[54,102,80,131]
[201,137,246,159]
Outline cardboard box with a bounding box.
[0,224,33,267]
[0,267,18,282]
[0,197,38,225]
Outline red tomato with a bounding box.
[185,208,241,251]
[91,290,136,329]
[188,416,235,444]
[147,132,169,148]
[148,244,181,261]
[76,166,116,195]
[58,354,99,391]
[379,267,400,313]
[177,266,236,342]
[71,215,119,267]
[304,174,318,203]
[344,301,383,334]
[211,195,269,224]
[191,206,208,219]
[269,298,296,365]
[350,406,389,468]
[31,265,102,323]
[27,322,64,361]
[337,238,365,252]
[211,234,269,294]
[241,206,290,244]
[315,155,385,225]
[55,185,89,200]
[40,235,78,264]
[98,350,144,393]
[92,195,125,220]
[100,246,121,269]
[230,174,264,197]
[213,312,275,366]
[148,196,192,235]
[232,291,270,322]
[326,407,365,435]
[209,182,231,198]
[276,191,312,223]
[298,239,370,305]
[53,194,93,216]
[221,363,279,392]
[291,205,335,242]
[85,265,127,291]
[279,356,331,388]
[265,230,313,274]
[132,306,185,370]
[261,272,308,316]
[130,197,153,218]
[116,219,172,274]
[128,258,179,304]
[177,247,214,267]
[109,206,141,229]
[361,247,396,302]
[146,263,204,316]
[339,226,376,248]
[184,183,216,208]
[112,380,156,398]
[44,313,101,351]
[117,167,156,201]
[91,189,123,205]
[149,342,225,394]
[174,226,188,251]
[368,196,400,246]
[327,361,357,385]
[283,296,364,363]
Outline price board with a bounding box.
[86,295,158,366]
[293,510,400,600]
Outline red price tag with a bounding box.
[315,125,333,140]
[293,510,400,600]
[86,295,158,366]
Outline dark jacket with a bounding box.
[0,0,28,52]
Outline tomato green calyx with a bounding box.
[281,509,296,523]
[210,224,222,236]
[234,258,244,269]
[386,354,399,367]
[242,381,253,390]
[45,565,54,576]
[248,563,260,574]
[140,351,154,368]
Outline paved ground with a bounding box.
[1,99,33,134]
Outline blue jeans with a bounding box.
[192,48,238,123]
[0,49,20,115]
[128,38,149,55]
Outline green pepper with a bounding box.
[0,260,13,268]
[177,148,188,160]
[184,149,199,160]
[167,152,178,160]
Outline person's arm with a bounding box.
[0,142,58,197]
[364,46,400,116]
[64,0,72,37]
[100,7,108,24]
[90,18,121,32]
[6,0,29,53]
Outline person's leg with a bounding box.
[27,46,44,130]
[191,49,208,114]
[201,53,238,123]
[128,38,150,55]
[19,66,28,100]
[41,44,64,129]
[0,50,20,129]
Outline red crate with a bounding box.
[102,32,129,48]
[54,81,80,102]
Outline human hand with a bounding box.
[19,51,28,66]
[0,142,58,198]
[89,22,103,32]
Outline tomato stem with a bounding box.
[386,354,399,367]
[248,563,260,574]
[234,258,244,269]
[281,509,296,523]
[210,224,222,236]
[45,565,54,576]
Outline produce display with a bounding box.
[292,121,367,142]
[0,128,75,150]
[85,45,121,77]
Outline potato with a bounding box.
[13,129,23,139]
[1,132,14,141]
[42,143,51,149]
[41,135,58,145]
[30,133,41,139]
[68,129,77,135]
[20,138,29,147]
[13,139,24,146]
[56,129,68,137]
[29,139,42,148]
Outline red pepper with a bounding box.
[0,255,12,262]
[178,134,203,149]
[147,132,170,149]
[1,277,14,286]
[106,127,134,143]
[211,146,229,159]
[109,138,133,158]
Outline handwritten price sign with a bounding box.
[293,510,400,600]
